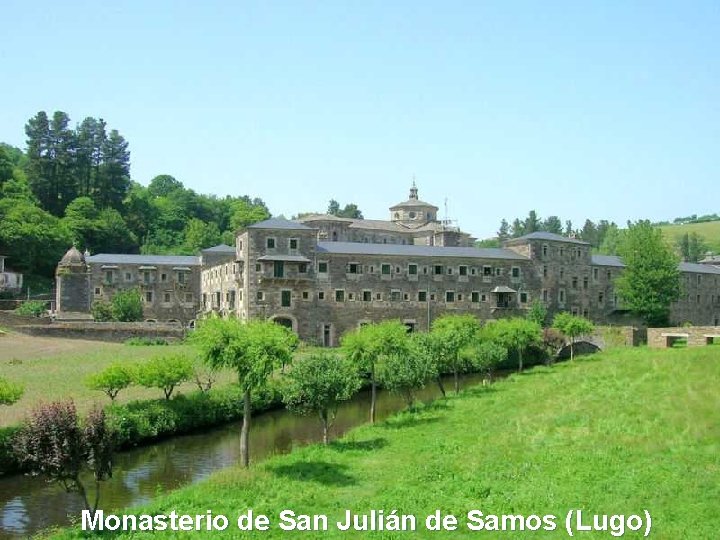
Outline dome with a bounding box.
[59,246,86,266]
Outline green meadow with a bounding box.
[658,220,720,254]
[48,346,720,539]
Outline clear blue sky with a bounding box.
[1,1,718,238]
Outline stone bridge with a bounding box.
[555,326,645,359]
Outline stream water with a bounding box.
[0,373,485,539]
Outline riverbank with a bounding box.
[48,346,720,538]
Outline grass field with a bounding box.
[0,332,236,426]
[658,220,720,254]
[49,346,720,539]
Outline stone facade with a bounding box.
[55,186,720,344]
[647,326,720,348]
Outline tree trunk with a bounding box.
[240,388,251,467]
[570,339,574,361]
[454,368,460,394]
[320,410,329,445]
[518,349,524,372]
[437,376,446,397]
[370,366,377,424]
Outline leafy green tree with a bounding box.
[564,220,573,237]
[678,232,708,263]
[90,300,114,322]
[615,220,681,326]
[341,320,409,423]
[229,198,271,230]
[97,129,130,210]
[552,313,595,361]
[542,215,563,235]
[526,300,548,327]
[191,318,297,466]
[524,210,541,234]
[148,174,184,198]
[134,355,194,400]
[377,334,437,407]
[327,199,341,216]
[510,218,524,238]
[487,318,542,372]
[598,224,624,255]
[337,203,363,219]
[431,314,481,394]
[0,377,23,406]
[85,363,134,402]
[0,145,13,185]
[183,218,221,252]
[282,353,361,444]
[465,341,507,383]
[497,219,510,242]
[13,402,113,517]
[111,288,143,322]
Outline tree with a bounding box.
[0,145,14,185]
[229,198,271,230]
[191,318,297,466]
[552,312,595,361]
[542,215,563,235]
[148,174,184,198]
[510,218,525,238]
[465,341,507,383]
[111,288,143,322]
[431,314,482,394]
[497,219,510,242]
[134,355,194,400]
[580,219,598,247]
[526,300,548,327]
[341,320,409,423]
[13,402,113,518]
[282,353,361,444]
[183,218,221,252]
[524,210,541,234]
[0,377,23,406]
[337,203,363,219]
[678,232,708,263]
[377,333,437,407]
[487,318,542,372]
[598,223,623,255]
[327,199,341,216]
[85,363,134,402]
[564,220,573,237]
[615,220,681,326]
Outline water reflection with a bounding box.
[0,374,484,539]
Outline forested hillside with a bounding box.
[0,111,271,293]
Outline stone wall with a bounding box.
[14,321,184,343]
[647,326,720,348]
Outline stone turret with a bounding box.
[56,246,92,319]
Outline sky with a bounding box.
[1,0,718,238]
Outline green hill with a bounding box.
[658,220,720,255]
[53,346,720,539]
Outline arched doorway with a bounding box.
[271,315,296,334]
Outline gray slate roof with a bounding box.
[87,254,201,266]
[680,262,720,274]
[316,242,528,260]
[508,232,590,245]
[389,198,439,210]
[201,244,235,253]
[247,218,314,230]
[591,255,625,267]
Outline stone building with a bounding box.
[0,255,23,294]
[55,185,720,340]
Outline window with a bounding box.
[483,266,493,276]
[335,290,345,302]
[238,241,243,251]
[318,262,328,273]
[559,289,565,303]
[160,273,166,282]
[362,290,372,302]
[164,292,171,303]
[375,292,382,300]
[381,263,391,275]
[302,291,309,300]
[447,267,453,275]
[542,289,548,302]
[256,291,265,301]
[266,238,276,249]
[560,247,565,257]
[543,265,548,278]
[583,277,588,290]
[185,293,193,302]
[274,260,284,278]
[470,268,477,276]
[408,264,418,275]
[318,291,325,300]
[430,294,436,301]
[445,291,455,302]
[390,290,402,301]
[125,272,132,281]
[281,290,291,307]
[395,266,401,274]
[572,277,578,289]
[571,307,579,316]
[495,268,502,276]
[178,271,186,284]
[349,292,355,301]
[593,268,599,281]
[520,292,528,304]
[459,265,468,276]
[511,267,520,278]
[434,265,443,275]
[255,263,261,272]
[105,270,113,283]
[481,294,487,302]
[145,291,153,303]
[94,287,101,296]
[298,263,307,273]
[418,291,427,302]
[598,292,604,305]
[583,309,589,318]
[471,292,480,303]
[542,244,548,257]
[348,263,360,274]
[607,270,612,280]
[289,238,298,250]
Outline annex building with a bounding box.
[56,186,720,346]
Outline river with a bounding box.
[0,373,485,539]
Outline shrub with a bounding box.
[85,363,135,402]
[467,341,508,382]
[125,337,169,346]
[0,426,22,474]
[134,355,194,400]
[90,300,114,322]
[0,377,23,406]
[111,288,143,322]
[14,300,47,317]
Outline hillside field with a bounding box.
[49,345,720,539]
[658,220,720,254]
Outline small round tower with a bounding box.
[55,246,92,317]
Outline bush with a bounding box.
[14,300,47,317]
[111,288,143,322]
[0,377,23,406]
[91,300,114,322]
[86,363,135,402]
[0,426,22,474]
[125,337,169,346]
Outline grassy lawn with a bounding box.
[658,220,720,253]
[0,332,233,426]
[49,346,720,539]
